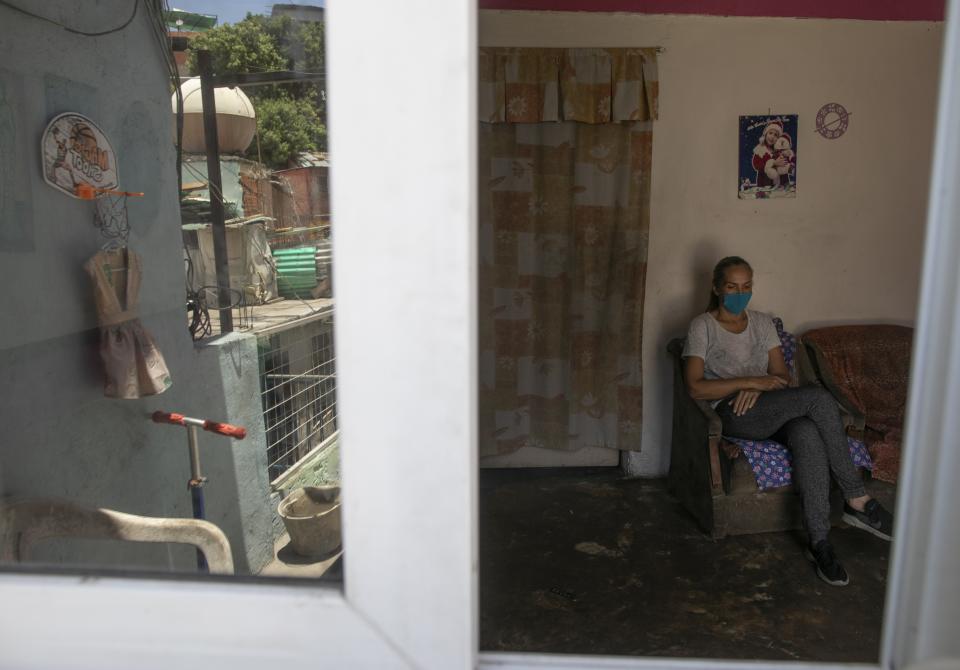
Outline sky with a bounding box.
[172,1,323,25]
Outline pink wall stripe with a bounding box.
[478,0,945,22]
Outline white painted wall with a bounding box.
[479,11,943,475]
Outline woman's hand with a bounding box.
[731,389,761,416]
[748,375,788,391]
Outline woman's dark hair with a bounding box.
[706,256,753,311]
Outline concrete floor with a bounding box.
[480,468,893,662]
[257,532,343,580]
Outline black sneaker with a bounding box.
[843,499,894,541]
[805,540,849,586]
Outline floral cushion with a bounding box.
[725,435,873,490]
[773,317,796,378]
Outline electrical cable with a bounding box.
[159,5,329,331]
[181,169,327,319]
[182,161,228,205]
[184,249,212,340]
[141,0,183,194]
[0,0,137,36]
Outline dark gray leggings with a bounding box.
[716,385,866,543]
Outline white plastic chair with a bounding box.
[0,499,234,575]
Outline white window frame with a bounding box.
[2,1,960,668]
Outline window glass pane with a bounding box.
[475,13,940,663]
[1,0,341,583]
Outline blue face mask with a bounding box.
[722,292,752,315]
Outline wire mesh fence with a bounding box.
[257,314,338,482]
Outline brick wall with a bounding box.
[274,166,330,225]
[239,172,274,221]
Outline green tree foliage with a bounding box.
[186,19,287,76]
[254,95,323,167]
[186,15,326,168]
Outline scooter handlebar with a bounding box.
[152,410,186,426]
[151,411,246,440]
[203,420,246,440]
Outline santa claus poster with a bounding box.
[738,114,798,199]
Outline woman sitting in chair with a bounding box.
[683,255,894,587]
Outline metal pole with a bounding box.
[186,424,208,572]
[197,50,234,333]
[187,425,203,486]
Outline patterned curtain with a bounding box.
[479,48,658,457]
[479,47,659,124]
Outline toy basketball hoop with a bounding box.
[42,113,145,245]
[41,113,120,199]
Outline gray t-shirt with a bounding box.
[682,310,782,406]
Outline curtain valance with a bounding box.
[479,47,659,124]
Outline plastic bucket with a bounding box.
[277,486,342,558]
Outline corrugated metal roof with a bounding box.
[286,151,330,168]
[166,9,217,32]
[274,246,318,299]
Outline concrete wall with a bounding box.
[181,155,270,220]
[0,1,276,573]
[273,440,341,500]
[479,11,942,475]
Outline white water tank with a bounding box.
[173,77,256,154]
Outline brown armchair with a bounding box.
[666,318,862,539]
[799,324,913,484]
[667,339,810,539]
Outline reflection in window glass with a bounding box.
[0,0,339,582]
